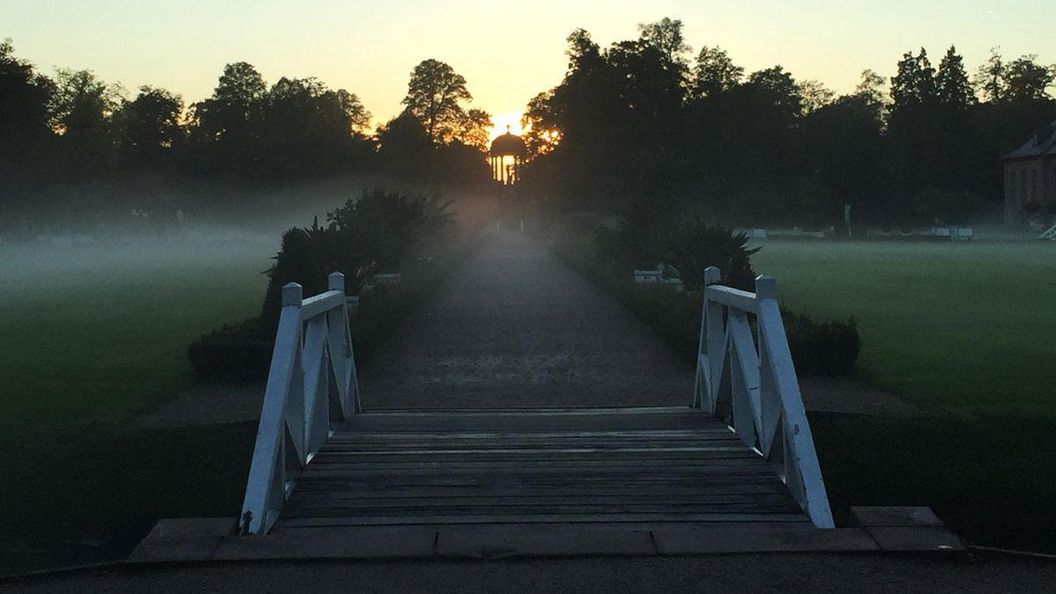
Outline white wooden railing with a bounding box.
[239,272,361,535]
[693,267,834,528]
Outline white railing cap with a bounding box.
[282,283,303,307]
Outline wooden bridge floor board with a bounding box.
[273,407,810,532]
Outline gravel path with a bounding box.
[358,230,693,409]
[133,230,919,426]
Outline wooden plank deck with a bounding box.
[273,406,810,533]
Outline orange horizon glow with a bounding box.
[488,113,527,141]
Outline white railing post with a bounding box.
[328,272,361,415]
[240,282,304,535]
[240,274,363,535]
[694,266,723,410]
[754,274,834,528]
[692,270,834,529]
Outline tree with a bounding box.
[1004,55,1056,102]
[335,89,371,134]
[455,108,492,151]
[376,110,432,171]
[974,48,1006,103]
[890,49,936,109]
[744,66,802,123]
[693,46,743,98]
[935,46,974,109]
[565,28,603,74]
[192,62,267,143]
[0,40,53,161]
[120,86,185,164]
[799,79,835,115]
[49,68,123,176]
[854,69,887,109]
[257,77,373,176]
[521,90,561,157]
[637,17,691,68]
[401,59,473,145]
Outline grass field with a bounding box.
[0,237,271,573]
[0,238,273,430]
[753,239,1056,419]
[752,239,1056,551]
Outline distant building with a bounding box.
[1002,121,1056,224]
[489,128,527,186]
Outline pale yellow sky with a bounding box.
[3,0,1054,130]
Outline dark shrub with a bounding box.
[187,318,271,382]
[592,217,758,291]
[261,189,454,327]
[782,310,860,377]
[665,217,758,291]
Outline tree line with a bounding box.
[0,41,493,221]
[519,19,1056,227]
[5,24,1056,229]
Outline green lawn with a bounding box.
[753,239,1056,419]
[752,239,1056,551]
[0,237,271,573]
[0,239,272,430]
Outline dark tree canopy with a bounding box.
[936,46,974,109]
[517,26,1056,227]
[401,59,475,145]
[693,46,743,98]
[192,61,267,144]
[120,86,185,164]
[0,40,54,155]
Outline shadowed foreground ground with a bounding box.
[8,554,1056,592]
[359,230,692,409]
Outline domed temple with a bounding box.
[489,127,527,186]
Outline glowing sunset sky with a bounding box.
[3,0,1054,133]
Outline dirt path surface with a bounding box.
[358,230,693,409]
[134,230,921,427]
[135,230,691,426]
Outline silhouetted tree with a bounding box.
[521,91,561,158]
[854,70,887,108]
[259,77,371,177]
[974,48,1007,103]
[637,17,692,70]
[0,40,53,167]
[799,79,835,115]
[1004,55,1056,102]
[692,46,743,98]
[936,46,975,109]
[891,49,937,108]
[49,68,123,178]
[119,86,185,166]
[192,62,266,144]
[402,59,473,145]
[456,108,492,151]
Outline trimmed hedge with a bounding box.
[186,318,271,383]
[188,235,475,383]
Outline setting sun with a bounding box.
[488,112,526,140]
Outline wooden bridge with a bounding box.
[219,231,843,559]
[131,233,965,561]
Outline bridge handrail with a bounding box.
[693,267,834,528]
[239,272,361,534]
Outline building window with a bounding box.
[1020,170,1028,203]
[1032,169,1039,200]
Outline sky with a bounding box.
[4,0,1055,136]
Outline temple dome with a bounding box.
[490,132,527,158]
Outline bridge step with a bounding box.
[274,407,810,531]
